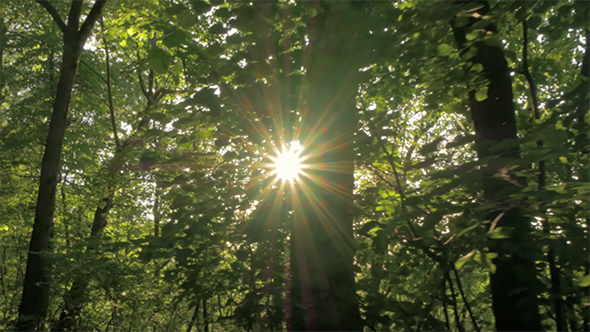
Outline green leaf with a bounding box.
[453,17,469,28]
[475,86,489,101]
[482,252,497,273]
[309,7,319,18]
[471,19,491,30]
[461,46,478,60]
[162,30,188,48]
[437,43,453,57]
[470,63,484,73]
[488,227,512,239]
[455,250,477,270]
[147,46,173,74]
[466,30,479,41]
[579,274,590,287]
[98,201,107,209]
[456,222,480,238]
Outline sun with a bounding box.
[270,142,304,182]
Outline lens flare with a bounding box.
[270,142,303,182]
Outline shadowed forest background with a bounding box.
[1,0,589,331]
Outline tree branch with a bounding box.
[452,268,480,332]
[359,96,406,197]
[67,0,84,32]
[364,162,397,192]
[80,60,107,84]
[35,0,67,33]
[148,69,154,95]
[78,0,108,43]
[136,51,150,99]
[137,71,149,99]
[446,272,464,332]
[101,16,120,148]
[78,80,109,108]
[442,283,451,331]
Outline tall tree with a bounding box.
[451,2,542,330]
[16,0,107,330]
[289,2,376,330]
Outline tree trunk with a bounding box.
[53,45,167,331]
[154,195,160,237]
[451,2,542,331]
[18,31,81,332]
[203,298,209,332]
[522,20,566,331]
[53,109,153,330]
[186,302,200,332]
[52,195,112,331]
[288,226,307,332]
[289,5,363,331]
[16,2,107,329]
[0,18,5,103]
[52,62,165,331]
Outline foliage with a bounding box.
[1,0,588,331]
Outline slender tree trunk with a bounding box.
[247,248,256,331]
[52,66,168,331]
[186,302,200,332]
[154,195,160,237]
[565,296,578,332]
[16,2,107,330]
[0,18,5,104]
[61,178,70,247]
[570,31,589,153]
[203,298,209,332]
[53,109,152,330]
[442,283,451,331]
[18,31,81,332]
[17,2,107,330]
[584,220,590,332]
[452,268,480,332]
[52,194,112,331]
[53,42,170,332]
[521,20,567,331]
[451,2,542,331]
[577,35,589,331]
[288,224,307,331]
[446,273,464,332]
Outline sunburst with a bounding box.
[270,141,304,182]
